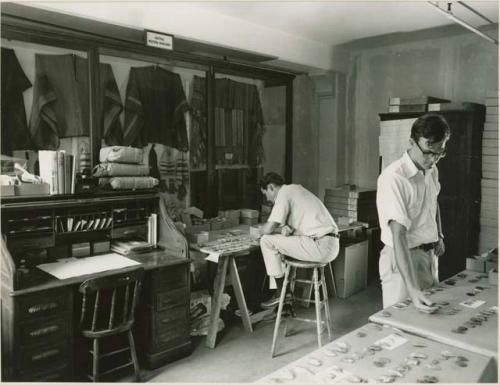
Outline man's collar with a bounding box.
[401,151,420,178]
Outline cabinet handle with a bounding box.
[29,325,60,337]
[28,302,59,314]
[31,348,60,362]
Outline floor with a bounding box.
[145,280,383,383]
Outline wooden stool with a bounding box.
[270,258,333,357]
[79,268,144,382]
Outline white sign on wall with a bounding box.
[145,30,174,51]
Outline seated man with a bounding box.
[255,172,340,308]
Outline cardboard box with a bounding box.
[187,231,209,245]
[466,256,486,273]
[210,220,225,231]
[15,183,50,196]
[489,268,498,286]
[186,223,211,234]
[0,185,15,196]
[240,217,258,226]
[240,209,259,219]
[332,239,368,299]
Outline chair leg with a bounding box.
[128,330,141,382]
[320,267,333,342]
[271,264,291,358]
[93,338,99,382]
[313,268,322,348]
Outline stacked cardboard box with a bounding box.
[387,96,450,113]
[324,186,377,225]
[479,91,498,253]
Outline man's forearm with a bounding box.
[393,232,420,292]
[436,203,443,238]
[260,221,279,235]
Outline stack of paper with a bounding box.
[479,91,498,253]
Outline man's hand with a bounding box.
[281,225,294,236]
[434,238,445,257]
[409,288,438,313]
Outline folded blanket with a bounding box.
[99,146,143,164]
[93,163,150,177]
[99,176,159,190]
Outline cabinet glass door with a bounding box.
[213,73,287,211]
[1,39,90,195]
[98,50,207,219]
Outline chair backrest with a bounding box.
[79,267,144,336]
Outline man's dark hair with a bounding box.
[260,172,285,190]
[411,113,451,144]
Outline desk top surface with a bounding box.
[257,322,496,383]
[4,249,187,297]
[369,270,498,358]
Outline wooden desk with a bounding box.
[1,250,191,381]
[258,322,497,383]
[369,270,498,360]
[190,225,259,348]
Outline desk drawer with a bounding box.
[16,289,71,321]
[19,316,70,347]
[154,306,188,333]
[153,320,189,350]
[19,342,69,374]
[156,287,189,312]
[151,264,188,291]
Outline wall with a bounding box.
[30,2,332,71]
[340,25,498,189]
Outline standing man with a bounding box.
[377,113,450,311]
[256,172,340,308]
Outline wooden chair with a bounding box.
[78,267,144,382]
[271,258,333,357]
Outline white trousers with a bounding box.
[260,234,340,287]
[379,245,439,308]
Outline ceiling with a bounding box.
[190,1,499,47]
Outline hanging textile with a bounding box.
[123,66,189,151]
[1,48,32,155]
[189,76,207,169]
[29,54,123,150]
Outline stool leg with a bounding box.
[128,330,141,381]
[283,266,296,338]
[271,264,291,358]
[328,262,337,297]
[93,338,99,382]
[313,268,322,348]
[320,267,333,342]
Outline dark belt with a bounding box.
[413,242,437,252]
[314,232,339,240]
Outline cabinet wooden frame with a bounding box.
[1,2,295,215]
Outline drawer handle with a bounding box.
[29,325,60,337]
[31,348,60,362]
[28,302,59,314]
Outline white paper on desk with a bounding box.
[205,252,221,263]
[374,333,408,350]
[460,299,486,309]
[37,253,140,279]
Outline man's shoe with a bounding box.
[261,292,292,308]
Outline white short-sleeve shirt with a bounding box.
[268,184,338,238]
[376,152,440,248]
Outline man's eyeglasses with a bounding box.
[415,141,447,159]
